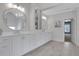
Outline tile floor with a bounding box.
[23,40,79,56]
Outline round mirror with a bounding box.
[3,8,26,31]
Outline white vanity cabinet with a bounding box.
[0,35,24,56]
[0,32,51,56]
[22,32,51,55]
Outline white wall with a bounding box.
[18,3,31,32]
[47,11,75,42]
[75,8,79,46]
[70,8,79,46]
[47,16,54,32]
[71,10,77,45]
[66,8,79,46]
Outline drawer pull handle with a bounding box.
[3,39,8,41]
[1,45,8,48]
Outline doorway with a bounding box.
[64,19,71,42]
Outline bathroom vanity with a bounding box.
[0,4,52,56]
[0,32,52,56]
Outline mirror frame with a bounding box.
[3,8,26,31]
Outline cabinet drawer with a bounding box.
[0,37,11,56]
[0,44,10,56]
[0,38,10,44]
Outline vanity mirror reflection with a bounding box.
[3,8,26,33]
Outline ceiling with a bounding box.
[0,3,79,16]
[38,3,79,16]
[36,3,61,10]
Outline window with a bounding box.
[64,21,71,34]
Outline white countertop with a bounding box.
[0,30,50,37]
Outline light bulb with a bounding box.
[42,16,47,20]
[7,3,13,8]
[13,5,17,8]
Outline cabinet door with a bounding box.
[34,32,51,48]
[29,34,38,49]
[23,34,32,54]
[12,36,24,56]
[23,34,37,54]
[0,37,10,56]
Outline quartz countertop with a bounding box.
[0,30,49,37]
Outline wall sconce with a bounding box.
[55,20,62,28]
[35,8,41,30]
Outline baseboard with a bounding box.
[71,41,79,48]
